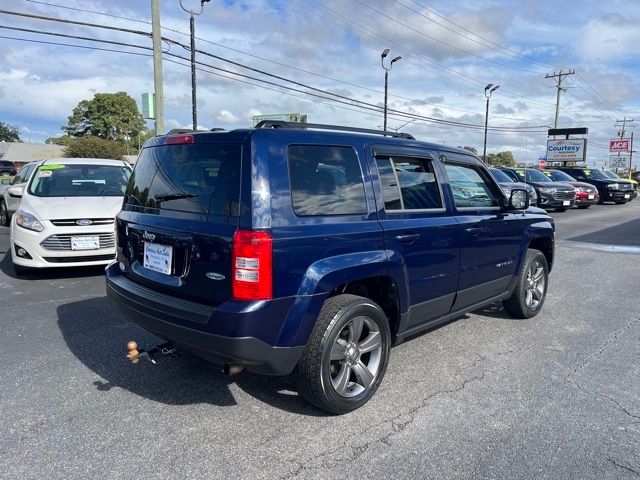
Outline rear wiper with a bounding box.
[155,193,197,201]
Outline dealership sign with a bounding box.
[610,138,630,152]
[546,139,586,162]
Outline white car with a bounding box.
[9,158,132,274]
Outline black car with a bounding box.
[0,160,17,177]
[556,167,634,204]
[500,167,576,211]
[489,168,538,206]
[105,122,555,414]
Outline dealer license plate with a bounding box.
[144,242,173,275]
[625,194,630,199]
[562,200,570,206]
[588,194,595,199]
[71,236,99,250]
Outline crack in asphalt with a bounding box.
[608,458,640,477]
[567,317,640,378]
[279,371,487,479]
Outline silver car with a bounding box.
[0,162,37,226]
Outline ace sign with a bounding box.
[610,139,630,152]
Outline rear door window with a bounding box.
[376,157,443,210]
[288,145,366,216]
[125,144,241,216]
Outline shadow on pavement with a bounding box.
[0,250,106,280]
[56,295,324,415]
[568,218,640,246]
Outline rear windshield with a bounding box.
[29,164,131,197]
[125,144,241,216]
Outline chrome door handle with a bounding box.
[395,233,421,243]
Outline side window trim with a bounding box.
[376,154,446,213]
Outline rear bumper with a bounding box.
[105,264,304,375]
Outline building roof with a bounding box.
[0,142,65,161]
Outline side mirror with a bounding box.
[1,178,11,185]
[509,188,529,210]
[7,185,24,198]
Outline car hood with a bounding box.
[529,181,574,191]
[565,181,596,190]
[498,181,536,193]
[20,195,124,220]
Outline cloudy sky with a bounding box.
[1,0,639,165]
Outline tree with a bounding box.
[63,136,125,160]
[462,146,477,155]
[0,121,21,142]
[63,92,146,143]
[484,150,516,167]
[45,135,75,147]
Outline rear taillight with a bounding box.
[232,230,272,301]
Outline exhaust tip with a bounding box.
[224,364,244,376]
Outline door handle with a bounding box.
[395,233,421,243]
[465,226,489,235]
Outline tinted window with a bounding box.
[377,157,442,210]
[288,145,366,216]
[500,169,519,182]
[11,164,31,185]
[126,144,241,216]
[30,164,131,197]
[445,163,500,208]
[489,168,512,183]
[543,170,576,182]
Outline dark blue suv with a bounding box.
[106,122,555,414]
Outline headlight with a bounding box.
[607,183,619,189]
[539,187,557,194]
[15,210,44,232]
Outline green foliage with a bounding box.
[63,92,146,142]
[45,135,75,146]
[63,136,125,160]
[485,151,516,167]
[462,146,478,155]
[0,121,21,142]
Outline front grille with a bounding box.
[44,254,115,263]
[50,218,115,226]
[618,184,633,191]
[40,233,115,251]
[552,190,575,200]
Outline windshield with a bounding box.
[582,169,608,180]
[512,168,553,183]
[29,164,131,197]
[489,168,512,183]
[542,170,576,182]
[603,171,619,179]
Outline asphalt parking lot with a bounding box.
[1,203,639,480]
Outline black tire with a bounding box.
[555,207,567,212]
[577,205,591,209]
[296,294,391,415]
[503,249,549,319]
[0,200,9,227]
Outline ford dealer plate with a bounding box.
[71,236,99,250]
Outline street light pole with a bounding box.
[381,49,401,132]
[179,0,211,130]
[482,83,500,162]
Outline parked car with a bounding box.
[602,170,637,198]
[105,122,555,414]
[10,158,132,274]
[631,171,640,183]
[0,160,17,177]
[0,161,37,226]
[539,169,598,209]
[500,167,576,211]
[556,166,634,204]
[489,167,538,206]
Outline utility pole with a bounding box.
[615,117,635,177]
[179,0,211,130]
[545,69,575,130]
[151,0,164,135]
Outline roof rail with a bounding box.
[166,128,198,135]
[253,120,415,140]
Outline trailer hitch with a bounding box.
[126,341,181,365]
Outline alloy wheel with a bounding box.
[525,259,546,310]
[328,315,383,397]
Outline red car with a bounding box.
[541,169,598,208]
